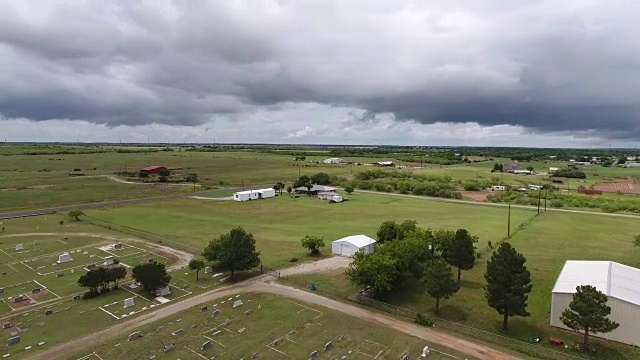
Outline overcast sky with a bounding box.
[1,0,639,147]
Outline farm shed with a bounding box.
[140,166,167,174]
[372,161,395,167]
[295,184,337,195]
[322,158,344,164]
[317,191,340,200]
[331,235,376,257]
[550,260,640,346]
[233,188,276,202]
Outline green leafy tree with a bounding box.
[492,163,504,172]
[617,157,626,165]
[344,185,355,194]
[78,270,102,294]
[286,185,293,196]
[185,173,199,190]
[138,171,150,178]
[397,220,418,240]
[202,227,261,279]
[132,261,171,293]
[376,221,399,243]
[422,258,460,314]
[188,259,205,280]
[310,172,331,185]
[633,234,640,247]
[560,285,619,350]
[484,242,532,330]
[68,210,85,221]
[293,175,312,188]
[157,168,171,177]
[443,229,477,284]
[346,251,398,297]
[273,181,285,194]
[300,235,325,255]
[526,165,535,172]
[108,266,127,289]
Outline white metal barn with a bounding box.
[550,260,640,346]
[233,188,276,202]
[331,235,376,257]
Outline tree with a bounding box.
[422,258,460,314]
[617,157,626,165]
[633,234,640,247]
[185,173,199,190]
[273,181,285,194]
[68,210,85,221]
[293,175,312,188]
[376,221,399,243]
[526,165,535,172]
[560,285,619,350]
[492,163,504,172]
[344,185,355,194]
[286,185,293,196]
[346,251,399,296]
[108,266,127,289]
[157,168,171,177]
[484,242,532,330]
[310,172,331,185]
[132,261,171,292]
[300,235,325,255]
[78,270,102,294]
[188,259,205,280]
[397,220,418,240]
[443,229,477,284]
[202,227,261,279]
[138,171,149,178]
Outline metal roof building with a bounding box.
[550,260,640,346]
[331,235,376,257]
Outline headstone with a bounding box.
[172,329,184,335]
[238,328,245,333]
[24,346,32,350]
[29,300,36,305]
[213,309,221,317]
[128,331,143,341]
[200,306,208,312]
[421,346,430,357]
[324,341,333,351]
[204,267,212,274]
[309,350,318,360]
[15,244,24,251]
[70,269,75,274]
[258,305,262,310]
[123,297,135,308]
[14,295,25,303]
[56,273,65,277]
[7,336,20,346]
[31,288,41,294]
[37,342,45,346]
[128,283,139,289]
[163,343,175,352]
[212,330,222,336]
[155,286,171,297]
[86,264,98,271]
[113,243,124,251]
[45,310,53,316]
[10,331,17,336]
[201,340,212,351]
[103,256,114,266]
[339,334,347,341]
[0,288,4,295]
[73,295,81,301]
[233,300,243,308]
[3,323,11,329]
[224,319,231,325]
[39,322,45,327]
[251,352,259,359]
[2,354,9,359]
[245,310,251,316]
[400,353,409,360]
[182,284,189,290]
[56,252,72,263]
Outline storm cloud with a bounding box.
[0,0,639,140]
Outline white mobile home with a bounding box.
[233,188,276,202]
[331,235,376,257]
[551,260,640,347]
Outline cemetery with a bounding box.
[99,282,192,320]
[74,293,464,360]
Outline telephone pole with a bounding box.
[507,203,511,238]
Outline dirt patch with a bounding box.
[593,180,640,195]
[0,185,55,191]
[459,190,490,201]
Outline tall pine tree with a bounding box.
[422,258,460,314]
[443,229,476,284]
[484,242,532,330]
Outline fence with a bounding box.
[82,215,199,254]
[260,264,280,279]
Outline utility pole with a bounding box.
[507,203,511,238]
[544,188,548,211]
[537,189,542,215]
[241,178,244,191]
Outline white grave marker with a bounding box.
[103,256,114,266]
[56,252,72,264]
[233,300,243,308]
[123,297,135,308]
[15,244,24,251]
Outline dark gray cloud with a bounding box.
[0,0,639,139]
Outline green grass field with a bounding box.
[71,292,477,360]
[84,193,535,268]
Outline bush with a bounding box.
[59,220,64,225]
[415,313,434,327]
[290,257,299,262]
[82,291,98,299]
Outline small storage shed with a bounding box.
[331,235,376,257]
[551,260,640,346]
[233,188,276,202]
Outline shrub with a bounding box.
[290,257,299,262]
[59,220,64,225]
[82,291,98,299]
[415,313,434,327]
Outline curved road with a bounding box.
[25,257,520,360]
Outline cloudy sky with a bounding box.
[1,0,639,147]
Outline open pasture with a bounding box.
[75,293,475,360]
[84,192,536,268]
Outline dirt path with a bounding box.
[188,195,234,201]
[0,232,193,271]
[24,257,520,360]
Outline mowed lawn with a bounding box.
[84,193,535,266]
[285,210,640,360]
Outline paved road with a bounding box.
[0,186,265,220]
[25,257,519,360]
[355,189,640,219]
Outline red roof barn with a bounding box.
[140,166,167,174]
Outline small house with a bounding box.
[331,235,376,257]
[503,161,523,173]
[295,184,337,195]
[233,188,276,202]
